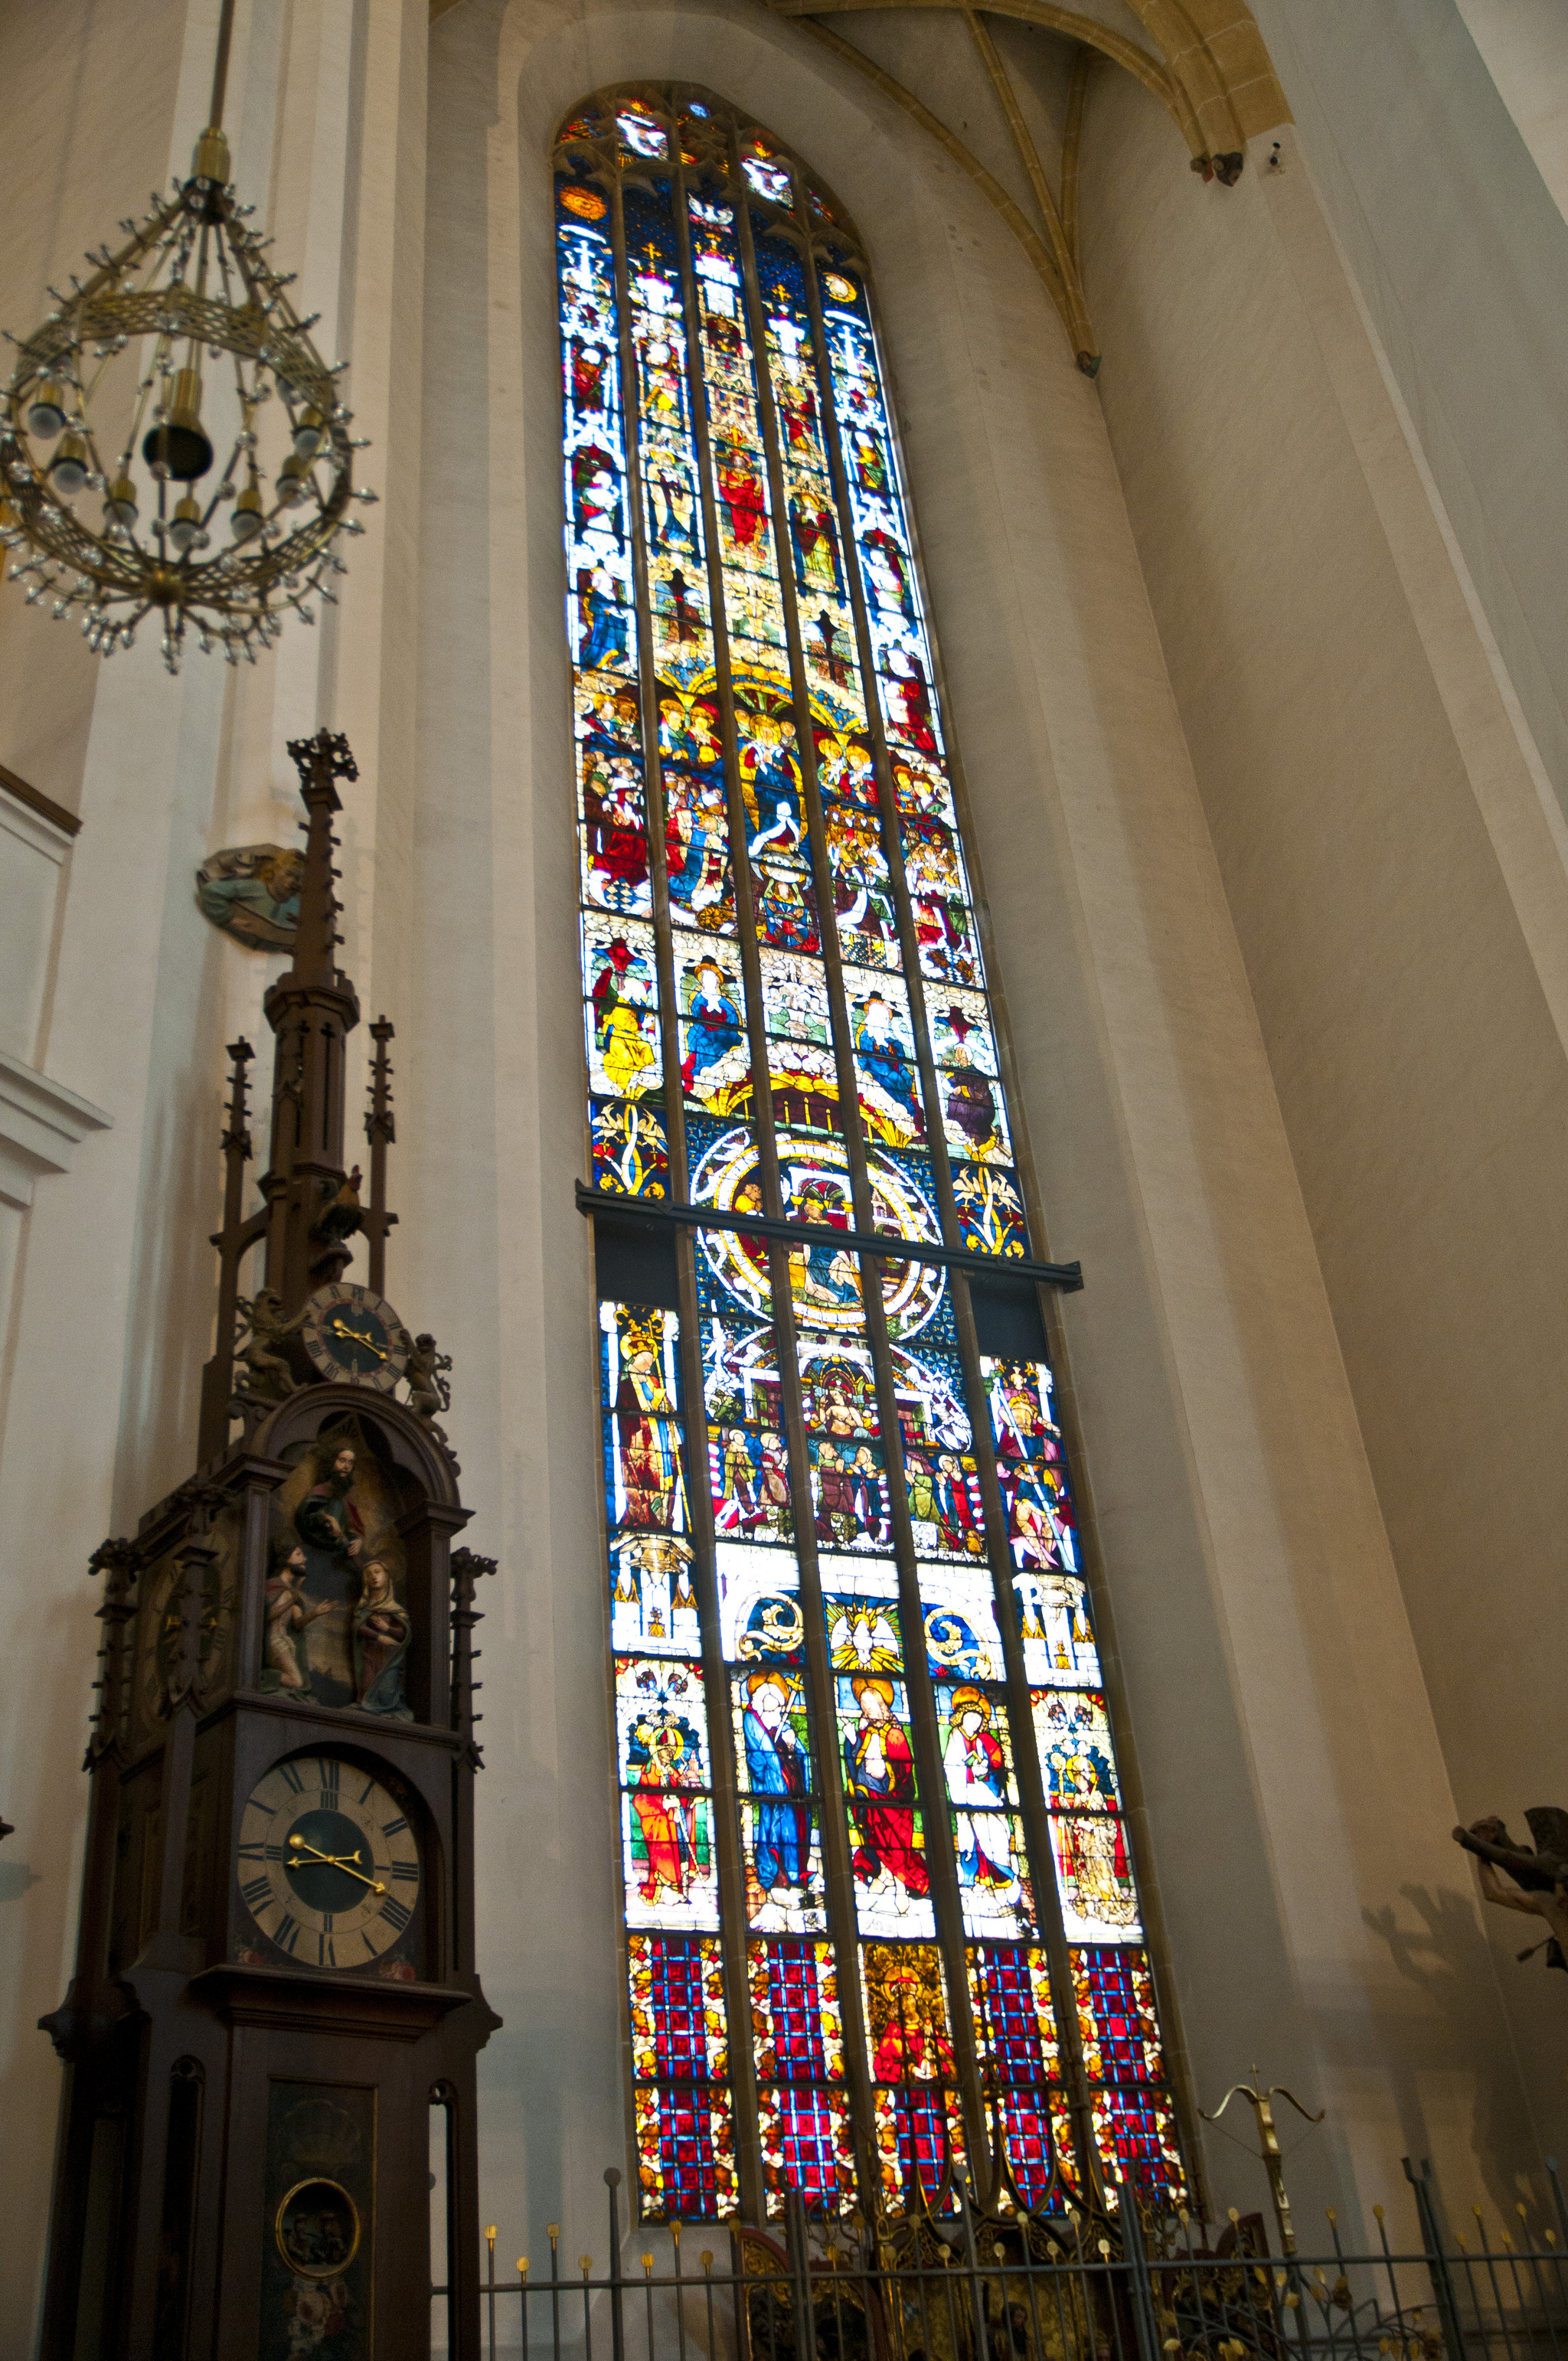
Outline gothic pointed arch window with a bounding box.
[555,84,1183,2225]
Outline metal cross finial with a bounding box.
[286,725,359,786]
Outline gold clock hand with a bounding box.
[286,1837,366,1871]
[286,1834,387,1894]
[325,1315,392,1362]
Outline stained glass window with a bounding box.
[559,85,1184,2224]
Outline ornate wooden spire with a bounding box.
[197,729,403,1461]
[260,727,362,1312]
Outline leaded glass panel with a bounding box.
[558,84,1184,2222]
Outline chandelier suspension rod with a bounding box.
[207,0,237,135]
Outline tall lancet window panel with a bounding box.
[557,85,1184,2225]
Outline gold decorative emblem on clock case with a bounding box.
[238,1754,420,1969]
[299,1282,407,1392]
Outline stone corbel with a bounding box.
[0,1047,112,1213]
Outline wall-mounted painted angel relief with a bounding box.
[196,844,302,951]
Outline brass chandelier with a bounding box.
[0,0,375,673]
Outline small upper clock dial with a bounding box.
[300,1282,407,1392]
[237,1754,420,1970]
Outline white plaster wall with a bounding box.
[0,0,190,815]
[0,790,69,1068]
[1456,0,1568,227]
[1079,55,1568,2205]
[0,787,77,1419]
[1252,0,1568,843]
[822,8,1053,228]
[415,0,1534,2277]
[0,0,431,2345]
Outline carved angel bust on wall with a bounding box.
[196,843,303,950]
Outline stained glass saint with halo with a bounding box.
[556,83,1184,2223]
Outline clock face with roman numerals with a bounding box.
[237,1754,420,1971]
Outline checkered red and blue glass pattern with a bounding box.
[888,2088,953,2204]
[978,1945,1051,2084]
[1074,1948,1184,2202]
[766,1941,829,2081]
[635,2086,726,2214]
[774,2089,840,2199]
[997,2092,1054,2208]
[645,1938,714,2078]
[1076,1946,1162,2082]
[1091,2087,1183,2201]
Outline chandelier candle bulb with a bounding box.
[167,495,202,553]
[230,481,262,540]
[26,380,66,437]
[103,474,138,528]
[49,434,88,495]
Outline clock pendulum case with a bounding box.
[38,731,501,2361]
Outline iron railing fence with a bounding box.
[433,2158,1568,2361]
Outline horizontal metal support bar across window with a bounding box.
[574,1180,1085,1292]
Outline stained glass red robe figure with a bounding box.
[887,650,938,753]
[570,335,608,413]
[718,447,766,550]
[867,1949,955,2082]
[844,1678,929,1901]
[630,1725,704,1905]
[581,746,651,912]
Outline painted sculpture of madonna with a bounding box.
[260,1426,413,1717]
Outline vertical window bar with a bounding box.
[603,127,765,2222]
[729,139,990,2183]
[789,194,1104,2208]
[835,260,1187,2198]
[833,249,1185,2205]
[668,118,884,2213]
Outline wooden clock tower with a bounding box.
[38,731,500,2361]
